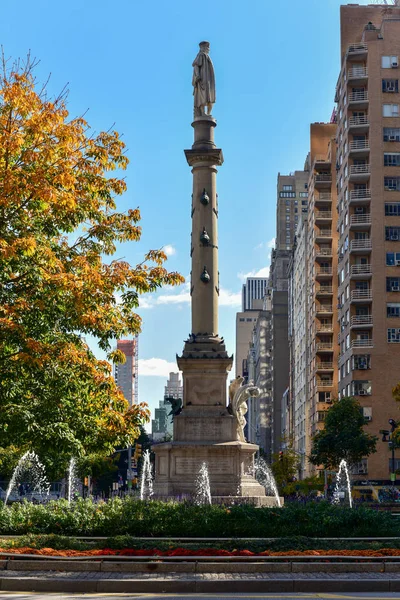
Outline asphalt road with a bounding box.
[2,593,400,600]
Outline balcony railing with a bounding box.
[348,91,369,103]
[347,43,368,55]
[315,211,332,219]
[317,325,333,333]
[351,315,373,326]
[316,287,333,295]
[316,230,332,238]
[317,380,333,388]
[318,193,332,201]
[351,338,373,348]
[316,362,334,370]
[349,115,369,128]
[350,214,371,225]
[348,67,368,79]
[350,188,371,200]
[351,264,372,275]
[350,164,370,175]
[316,342,334,351]
[317,267,333,275]
[349,140,370,152]
[350,239,372,251]
[315,174,332,183]
[351,289,372,301]
[316,305,333,313]
[316,249,333,257]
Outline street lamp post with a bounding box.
[380,419,398,483]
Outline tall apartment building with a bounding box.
[307,124,340,457]
[235,278,265,378]
[164,372,183,401]
[335,4,400,481]
[242,278,268,311]
[288,212,310,478]
[151,373,182,442]
[114,338,138,406]
[276,171,310,252]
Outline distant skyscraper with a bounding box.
[151,373,182,441]
[114,339,138,406]
[164,372,183,400]
[242,277,268,311]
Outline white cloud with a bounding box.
[237,266,270,282]
[138,358,180,377]
[253,237,275,251]
[163,244,176,256]
[219,288,242,307]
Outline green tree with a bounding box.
[309,396,378,470]
[0,59,184,478]
[271,441,300,493]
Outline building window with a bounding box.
[382,56,399,68]
[385,176,400,191]
[352,354,371,370]
[299,192,308,197]
[382,79,399,93]
[280,192,296,198]
[383,104,400,117]
[352,380,372,396]
[388,328,400,342]
[239,318,245,322]
[385,203,400,215]
[387,252,400,265]
[384,127,400,141]
[283,185,293,191]
[384,153,400,166]
[387,277,400,291]
[386,226,400,240]
[387,303,400,318]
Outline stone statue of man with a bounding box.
[192,41,216,117]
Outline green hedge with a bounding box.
[0,498,399,538]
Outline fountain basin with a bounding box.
[152,440,283,505]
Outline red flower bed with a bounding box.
[1,547,400,558]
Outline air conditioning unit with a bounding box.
[389,135,397,141]
[392,285,400,291]
[358,467,368,474]
[396,260,400,266]
[392,62,398,68]
[391,235,399,240]
[387,85,396,92]
[359,389,367,396]
[359,361,368,369]
[356,206,365,213]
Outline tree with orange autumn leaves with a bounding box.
[0,59,184,477]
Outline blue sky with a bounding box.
[1,0,372,421]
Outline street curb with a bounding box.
[2,576,400,593]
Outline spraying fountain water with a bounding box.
[194,462,212,505]
[5,451,50,504]
[253,457,281,507]
[140,450,154,500]
[332,459,353,508]
[67,458,81,503]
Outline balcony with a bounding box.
[315,211,332,223]
[352,338,373,348]
[314,155,331,171]
[349,139,370,158]
[349,163,370,183]
[351,315,373,328]
[317,380,334,388]
[316,342,334,351]
[317,324,333,333]
[316,248,333,259]
[315,231,332,244]
[348,115,369,134]
[350,264,372,278]
[346,43,368,61]
[315,193,332,205]
[351,289,372,302]
[316,362,334,371]
[314,173,332,189]
[350,213,371,229]
[316,267,333,279]
[349,188,371,205]
[316,286,333,297]
[316,305,333,315]
[350,239,372,253]
[348,90,369,109]
[347,66,368,84]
